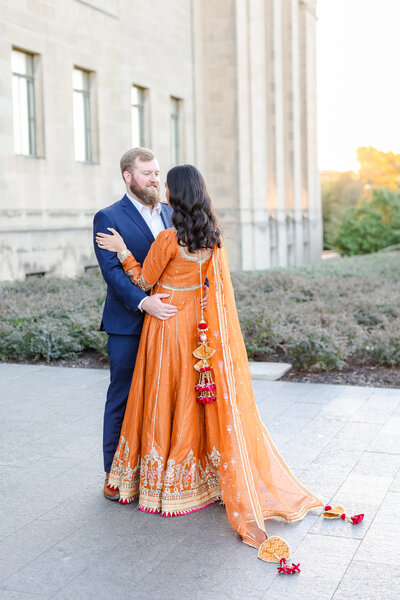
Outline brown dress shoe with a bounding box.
[104,474,120,501]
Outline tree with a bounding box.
[332,188,400,255]
[321,170,363,248]
[356,146,400,190]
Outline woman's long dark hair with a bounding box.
[166,164,222,252]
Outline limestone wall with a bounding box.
[0,0,322,280]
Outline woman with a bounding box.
[96,164,322,553]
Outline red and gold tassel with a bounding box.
[193,320,216,404]
[323,505,365,525]
[258,536,300,574]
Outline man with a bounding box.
[93,147,178,500]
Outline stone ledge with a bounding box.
[249,361,292,381]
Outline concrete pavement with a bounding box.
[0,363,399,599]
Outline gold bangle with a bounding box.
[117,249,131,262]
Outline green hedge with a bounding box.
[0,275,107,362]
[233,250,400,370]
[1,250,400,371]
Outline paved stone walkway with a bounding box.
[0,363,399,599]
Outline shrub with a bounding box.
[0,319,82,362]
[353,306,385,328]
[1,251,400,371]
[231,250,400,371]
[333,188,400,255]
[237,307,277,357]
[362,325,400,367]
[0,272,107,362]
[285,329,345,371]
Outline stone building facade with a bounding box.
[0,0,321,280]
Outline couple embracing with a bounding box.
[93,147,322,555]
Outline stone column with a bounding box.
[190,0,204,170]
[236,0,269,270]
[265,0,287,267]
[283,0,304,265]
[299,0,322,263]
[199,0,241,269]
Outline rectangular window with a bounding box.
[73,67,93,162]
[131,85,147,147]
[170,97,182,166]
[12,49,37,156]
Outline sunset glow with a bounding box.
[317,0,400,172]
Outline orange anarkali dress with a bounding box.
[108,228,322,550]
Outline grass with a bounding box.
[1,250,400,371]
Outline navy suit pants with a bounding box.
[103,333,140,472]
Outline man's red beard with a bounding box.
[129,177,161,207]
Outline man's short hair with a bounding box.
[120,147,156,178]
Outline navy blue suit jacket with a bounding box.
[93,195,173,335]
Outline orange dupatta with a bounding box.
[205,244,322,549]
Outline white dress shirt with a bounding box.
[126,192,166,311]
[126,192,165,239]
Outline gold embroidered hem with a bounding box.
[109,442,222,513]
[138,485,221,515]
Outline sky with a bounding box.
[317,0,400,172]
